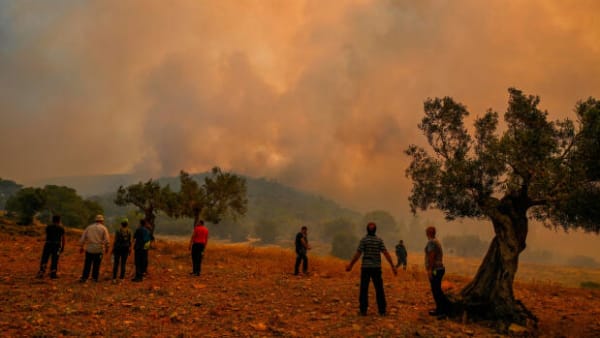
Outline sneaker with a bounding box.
[36,272,44,279]
[131,277,142,282]
[112,279,117,284]
[50,274,58,279]
[359,311,367,316]
[78,278,87,283]
[379,312,387,316]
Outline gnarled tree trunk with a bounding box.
[454,199,537,328]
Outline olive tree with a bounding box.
[405,88,600,325]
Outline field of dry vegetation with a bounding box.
[1,220,599,337]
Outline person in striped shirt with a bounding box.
[346,222,397,316]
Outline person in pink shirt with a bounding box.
[189,220,209,276]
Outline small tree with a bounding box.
[5,187,45,225]
[254,218,279,244]
[171,168,247,225]
[39,185,103,228]
[115,179,175,234]
[321,218,356,242]
[405,88,600,325]
[331,232,359,259]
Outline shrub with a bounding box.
[331,232,359,259]
[580,281,600,289]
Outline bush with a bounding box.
[442,234,488,257]
[255,219,279,244]
[331,232,359,259]
[567,255,600,269]
[580,281,600,289]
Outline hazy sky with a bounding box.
[1,0,600,215]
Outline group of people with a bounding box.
[294,223,450,318]
[36,214,155,283]
[37,215,450,318]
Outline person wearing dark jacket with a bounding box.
[36,215,65,279]
[395,240,408,270]
[111,218,132,282]
[294,226,310,275]
[132,219,151,282]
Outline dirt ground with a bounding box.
[0,223,599,337]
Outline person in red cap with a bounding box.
[189,220,209,276]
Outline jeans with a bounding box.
[294,251,308,275]
[134,249,148,279]
[39,243,61,277]
[112,248,129,279]
[191,243,206,275]
[81,252,103,281]
[429,267,450,313]
[360,267,386,314]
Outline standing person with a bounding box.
[111,218,132,282]
[346,222,397,316]
[188,220,209,276]
[395,240,408,270]
[36,215,65,279]
[425,226,450,317]
[142,220,155,276]
[132,219,151,282]
[294,226,310,275]
[79,214,110,283]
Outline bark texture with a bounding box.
[454,197,537,328]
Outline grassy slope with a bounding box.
[1,222,599,337]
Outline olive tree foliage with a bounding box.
[5,187,45,225]
[115,179,175,234]
[6,185,103,227]
[115,168,247,233]
[405,88,600,323]
[169,168,248,225]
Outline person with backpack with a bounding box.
[132,219,151,282]
[36,215,65,279]
[111,218,132,282]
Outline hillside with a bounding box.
[1,222,599,337]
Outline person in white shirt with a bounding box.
[79,214,110,282]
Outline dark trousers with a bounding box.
[191,243,206,275]
[294,251,308,275]
[396,255,407,269]
[112,249,129,279]
[429,267,450,313]
[359,267,386,315]
[39,243,60,276]
[134,249,148,279]
[81,252,103,281]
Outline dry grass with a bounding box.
[1,222,599,337]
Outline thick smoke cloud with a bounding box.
[1,0,599,214]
